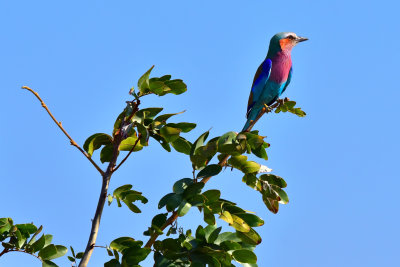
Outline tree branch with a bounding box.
[78,100,140,267]
[0,248,41,260]
[144,98,283,249]
[21,86,104,176]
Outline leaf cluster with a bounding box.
[0,218,67,267]
[108,185,148,213]
[103,237,151,267]
[274,100,306,117]
[153,225,259,267]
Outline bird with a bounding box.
[243,32,308,131]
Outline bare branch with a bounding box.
[22,86,104,175]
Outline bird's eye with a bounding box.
[287,35,295,39]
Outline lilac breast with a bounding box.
[269,50,292,84]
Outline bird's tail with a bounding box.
[242,107,262,132]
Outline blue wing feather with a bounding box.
[246,59,272,117]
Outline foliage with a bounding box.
[0,218,67,267]
[6,65,306,266]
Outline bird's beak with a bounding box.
[296,36,308,43]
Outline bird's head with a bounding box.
[267,32,308,57]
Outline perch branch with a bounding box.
[21,86,104,175]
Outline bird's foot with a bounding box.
[263,104,273,113]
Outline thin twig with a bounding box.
[144,98,284,249]
[144,211,178,248]
[22,86,104,176]
[0,248,41,260]
[113,133,142,173]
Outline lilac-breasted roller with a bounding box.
[243,32,308,131]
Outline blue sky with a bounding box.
[1,0,399,266]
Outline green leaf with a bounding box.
[203,206,216,225]
[83,133,113,157]
[108,195,113,205]
[171,136,192,155]
[15,229,25,248]
[31,234,46,252]
[292,107,306,117]
[147,76,187,96]
[104,259,122,267]
[197,164,222,179]
[119,136,143,152]
[231,214,251,232]
[236,229,262,245]
[43,235,52,248]
[219,211,233,225]
[137,65,154,96]
[122,199,141,213]
[189,194,205,206]
[241,161,260,174]
[285,101,296,109]
[160,126,182,142]
[207,227,222,244]
[262,194,279,214]
[228,155,248,169]
[232,249,257,264]
[110,237,142,252]
[121,247,151,265]
[16,223,37,235]
[135,107,164,120]
[182,183,205,199]
[154,112,182,123]
[164,79,187,95]
[220,240,242,251]
[152,213,168,229]
[38,244,67,260]
[234,214,264,227]
[190,131,210,158]
[114,185,132,196]
[172,178,194,194]
[195,226,206,241]
[76,252,84,259]
[280,103,288,112]
[0,218,12,234]
[260,174,287,188]
[68,256,75,262]
[165,194,183,212]
[100,144,114,163]
[123,191,148,204]
[70,246,75,258]
[214,232,241,245]
[166,123,196,133]
[252,144,268,160]
[242,173,259,190]
[202,190,221,203]
[136,123,149,146]
[271,185,289,204]
[42,260,58,267]
[158,193,175,209]
[177,201,192,217]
